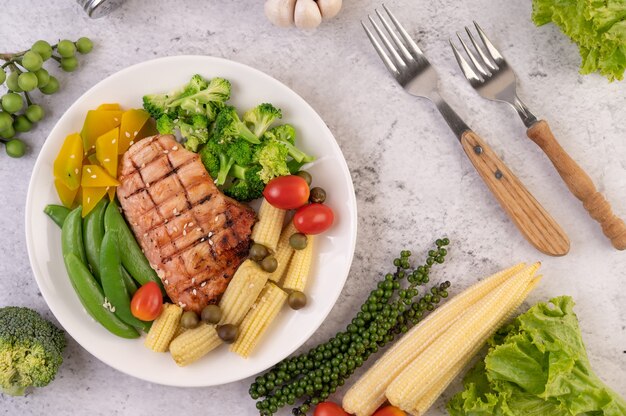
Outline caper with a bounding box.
[201,304,222,324]
[261,255,278,273]
[309,187,326,203]
[217,324,238,343]
[250,243,269,261]
[289,233,308,250]
[295,170,312,186]
[181,311,200,328]
[288,291,307,310]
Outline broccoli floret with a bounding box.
[169,77,231,110]
[214,106,260,144]
[216,152,235,185]
[256,140,290,183]
[264,124,315,164]
[199,144,220,178]
[156,114,175,134]
[226,139,255,166]
[185,74,209,95]
[0,307,66,396]
[205,101,225,122]
[224,164,265,201]
[243,103,282,138]
[179,118,209,152]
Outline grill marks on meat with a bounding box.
[117,135,256,313]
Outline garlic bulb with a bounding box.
[264,0,297,27]
[264,0,342,30]
[317,0,342,19]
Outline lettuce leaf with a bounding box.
[531,0,626,81]
[447,296,626,416]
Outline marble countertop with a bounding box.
[1,0,624,414]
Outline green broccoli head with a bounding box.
[178,118,209,152]
[256,140,290,183]
[226,139,255,166]
[142,94,172,119]
[199,144,220,178]
[156,115,175,134]
[185,74,209,95]
[214,106,260,144]
[243,103,282,138]
[264,124,315,164]
[169,77,231,110]
[225,164,265,201]
[0,307,66,396]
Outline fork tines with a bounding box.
[450,22,505,84]
[361,4,428,80]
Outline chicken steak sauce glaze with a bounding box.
[117,134,256,313]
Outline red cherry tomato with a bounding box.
[293,203,334,235]
[314,401,349,416]
[263,175,310,210]
[373,405,406,416]
[130,282,163,321]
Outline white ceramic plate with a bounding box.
[25,56,357,387]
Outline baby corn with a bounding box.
[251,199,285,251]
[144,303,182,352]
[386,263,540,411]
[169,323,222,366]
[219,259,270,326]
[282,235,315,292]
[231,282,287,358]
[269,222,297,283]
[342,263,526,416]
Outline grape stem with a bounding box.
[0,51,28,61]
[24,91,33,106]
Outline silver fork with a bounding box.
[451,23,626,250]
[362,5,569,256]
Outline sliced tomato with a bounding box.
[130,282,163,321]
[373,405,406,416]
[263,175,310,209]
[293,203,334,235]
[314,402,349,416]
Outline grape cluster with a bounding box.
[0,37,93,158]
[249,238,452,415]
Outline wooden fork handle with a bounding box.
[461,130,570,256]
[527,120,626,250]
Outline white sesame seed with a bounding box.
[209,240,214,246]
[143,233,148,237]
[191,277,196,283]
[196,227,201,232]
[110,306,116,312]
[183,223,188,229]
[192,289,197,296]
[87,168,92,173]
[133,131,138,136]
[201,282,207,288]
[164,219,169,223]
[214,216,219,222]
[141,163,146,168]
[173,227,178,232]
[164,279,169,285]
[146,182,150,187]
[125,131,131,138]
[70,154,75,159]
[163,150,169,154]
[91,175,97,179]
[74,168,79,174]
[200,238,205,242]
[188,222,194,227]
[208,231,213,237]
[112,139,116,144]
[129,140,134,145]
[103,158,110,162]
[114,117,119,122]
[183,230,187,236]
[87,197,91,203]
[172,146,178,151]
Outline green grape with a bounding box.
[56,40,76,57]
[39,76,59,94]
[75,37,93,54]
[1,93,24,114]
[13,115,32,132]
[0,112,13,131]
[0,124,15,139]
[6,71,22,92]
[31,40,53,61]
[0,68,5,84]
[25,104,44,123]
[34,68,50,88]
[17,72,38,91]
[21,51,43,71]
[5,138,26,158]
[60,57,78,72]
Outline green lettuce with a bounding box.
[447,296,626,416]
[532,0,626,81]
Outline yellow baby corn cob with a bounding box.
[409,275,542,416]
[251,199,286,251]
[173,324,188,339]
[231,282,287,358]
[144,303,182,352]
[270,222,298,283]
[219,259,270,326]
[169,323,222,366]
[386,263,540,412]
[342,263,526,416]
[282,235,315,292]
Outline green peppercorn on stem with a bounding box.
[249,239,451,415]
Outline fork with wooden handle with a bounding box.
[450,23,626,250]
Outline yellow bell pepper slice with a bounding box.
[96,127,119,178]
[82,187,108,217]
[108,187,117,202]
[97,103,121,111]
[81,110,122,152]
[54,179,79,208]
[119,109,150,154]
[81,165,120,188]
[53,133,83,191]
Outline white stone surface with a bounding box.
[1,0,625,415]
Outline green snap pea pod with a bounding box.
[44,204,71,228]
[82,198,108,283]
[100,232,151,332]
[103,200,165,296]
[61,206,87,265]
[121,267,138,296]
[63,252,139,339]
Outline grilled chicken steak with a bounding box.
[117,134,256,313]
